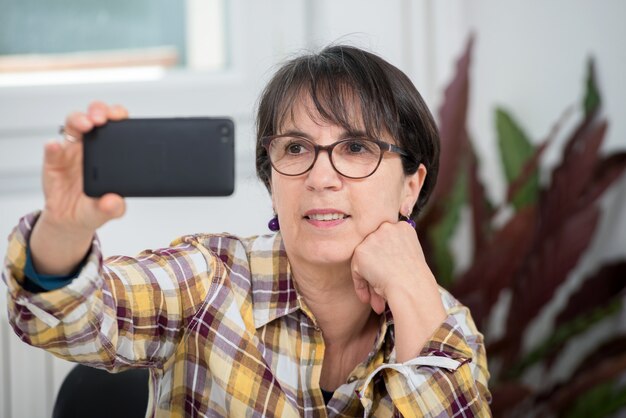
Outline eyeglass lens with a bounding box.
[267,136,383,178]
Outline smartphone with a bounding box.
[83,118,235,197]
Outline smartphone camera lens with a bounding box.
[220,125,230,143]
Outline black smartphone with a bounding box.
[83,118,235,197]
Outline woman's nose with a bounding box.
[304,150,342,190]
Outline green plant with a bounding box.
[416,37,626,417]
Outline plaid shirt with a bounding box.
[4,212,492,417]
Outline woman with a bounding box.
[3,45,491,417]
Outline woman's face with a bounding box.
[270,97,425,268]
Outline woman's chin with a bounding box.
[282,227,361,267]
[299,244,354,266]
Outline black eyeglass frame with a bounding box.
[261,135,410,179]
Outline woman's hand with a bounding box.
[30,101,129,275]
[350,221,436,312]
[351,221,447,360]
[42,101,129,230]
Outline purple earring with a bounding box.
[399,214,416,228]
[268,215,280,231]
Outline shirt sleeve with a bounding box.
[358,293,492,417]
[2,211,223,372]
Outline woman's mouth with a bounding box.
[303,210,350,227]
[305,213,348,221]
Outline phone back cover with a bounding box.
[83,118,235,197]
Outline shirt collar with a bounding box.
[249,232,301,328]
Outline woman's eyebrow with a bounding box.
[279,128,368,139]
[279,129,311,138]
[339,129,367,139]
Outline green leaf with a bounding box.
[583,58,601,116]
[565,379,626,418]
[428,161,468,287]
[496,108,539,210]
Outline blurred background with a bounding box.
[1,0,625,416]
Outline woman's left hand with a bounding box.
[351,220,448,360]
[350,220,443,315]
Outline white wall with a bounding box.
[1,1,625,416]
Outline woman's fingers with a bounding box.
[63,112,93,143]
[87,101,109,126]
[353,274,387,314]
[370,291,386,314]
[61,101,125,148]
[45,137,81,172]
[43,140,64,167]
[353,270,386,313]
[108,104,129,120]
[352,273,371,306]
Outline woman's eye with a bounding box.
[277,137,311,156]
[344,140,376,154]
[286,143,304,154]
[348,142,364,152]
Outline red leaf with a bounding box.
[529,339,626,416]
[562,110,598,162]
[490,382,533,418]
[504,205,601,363]
[540,120,607,238]
[452,206,537,326]
[542,261,626,369]
[542,351,626,416]
[555,261,626,329]
[578,152,626,210]
[432,36,473,204]
[571,336,626,379]
[468,142,493,255]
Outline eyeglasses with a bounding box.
[261,135,409,179]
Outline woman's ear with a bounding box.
[402,163,427,215]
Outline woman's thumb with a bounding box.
[98,194,126,219]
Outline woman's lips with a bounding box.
[303,210,349,227]
[306,213,347,221]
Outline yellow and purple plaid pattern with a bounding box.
[3,212,492,417]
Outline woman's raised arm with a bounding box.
[30,101,128,275]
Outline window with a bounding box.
[0,0,227,86]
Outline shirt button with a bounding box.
[347,376,357,383]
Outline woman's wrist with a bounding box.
[386,279,447,362]
[30,212,94,276]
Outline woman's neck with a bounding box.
[290,258,377,346]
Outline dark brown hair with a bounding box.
[255,45,440,217]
